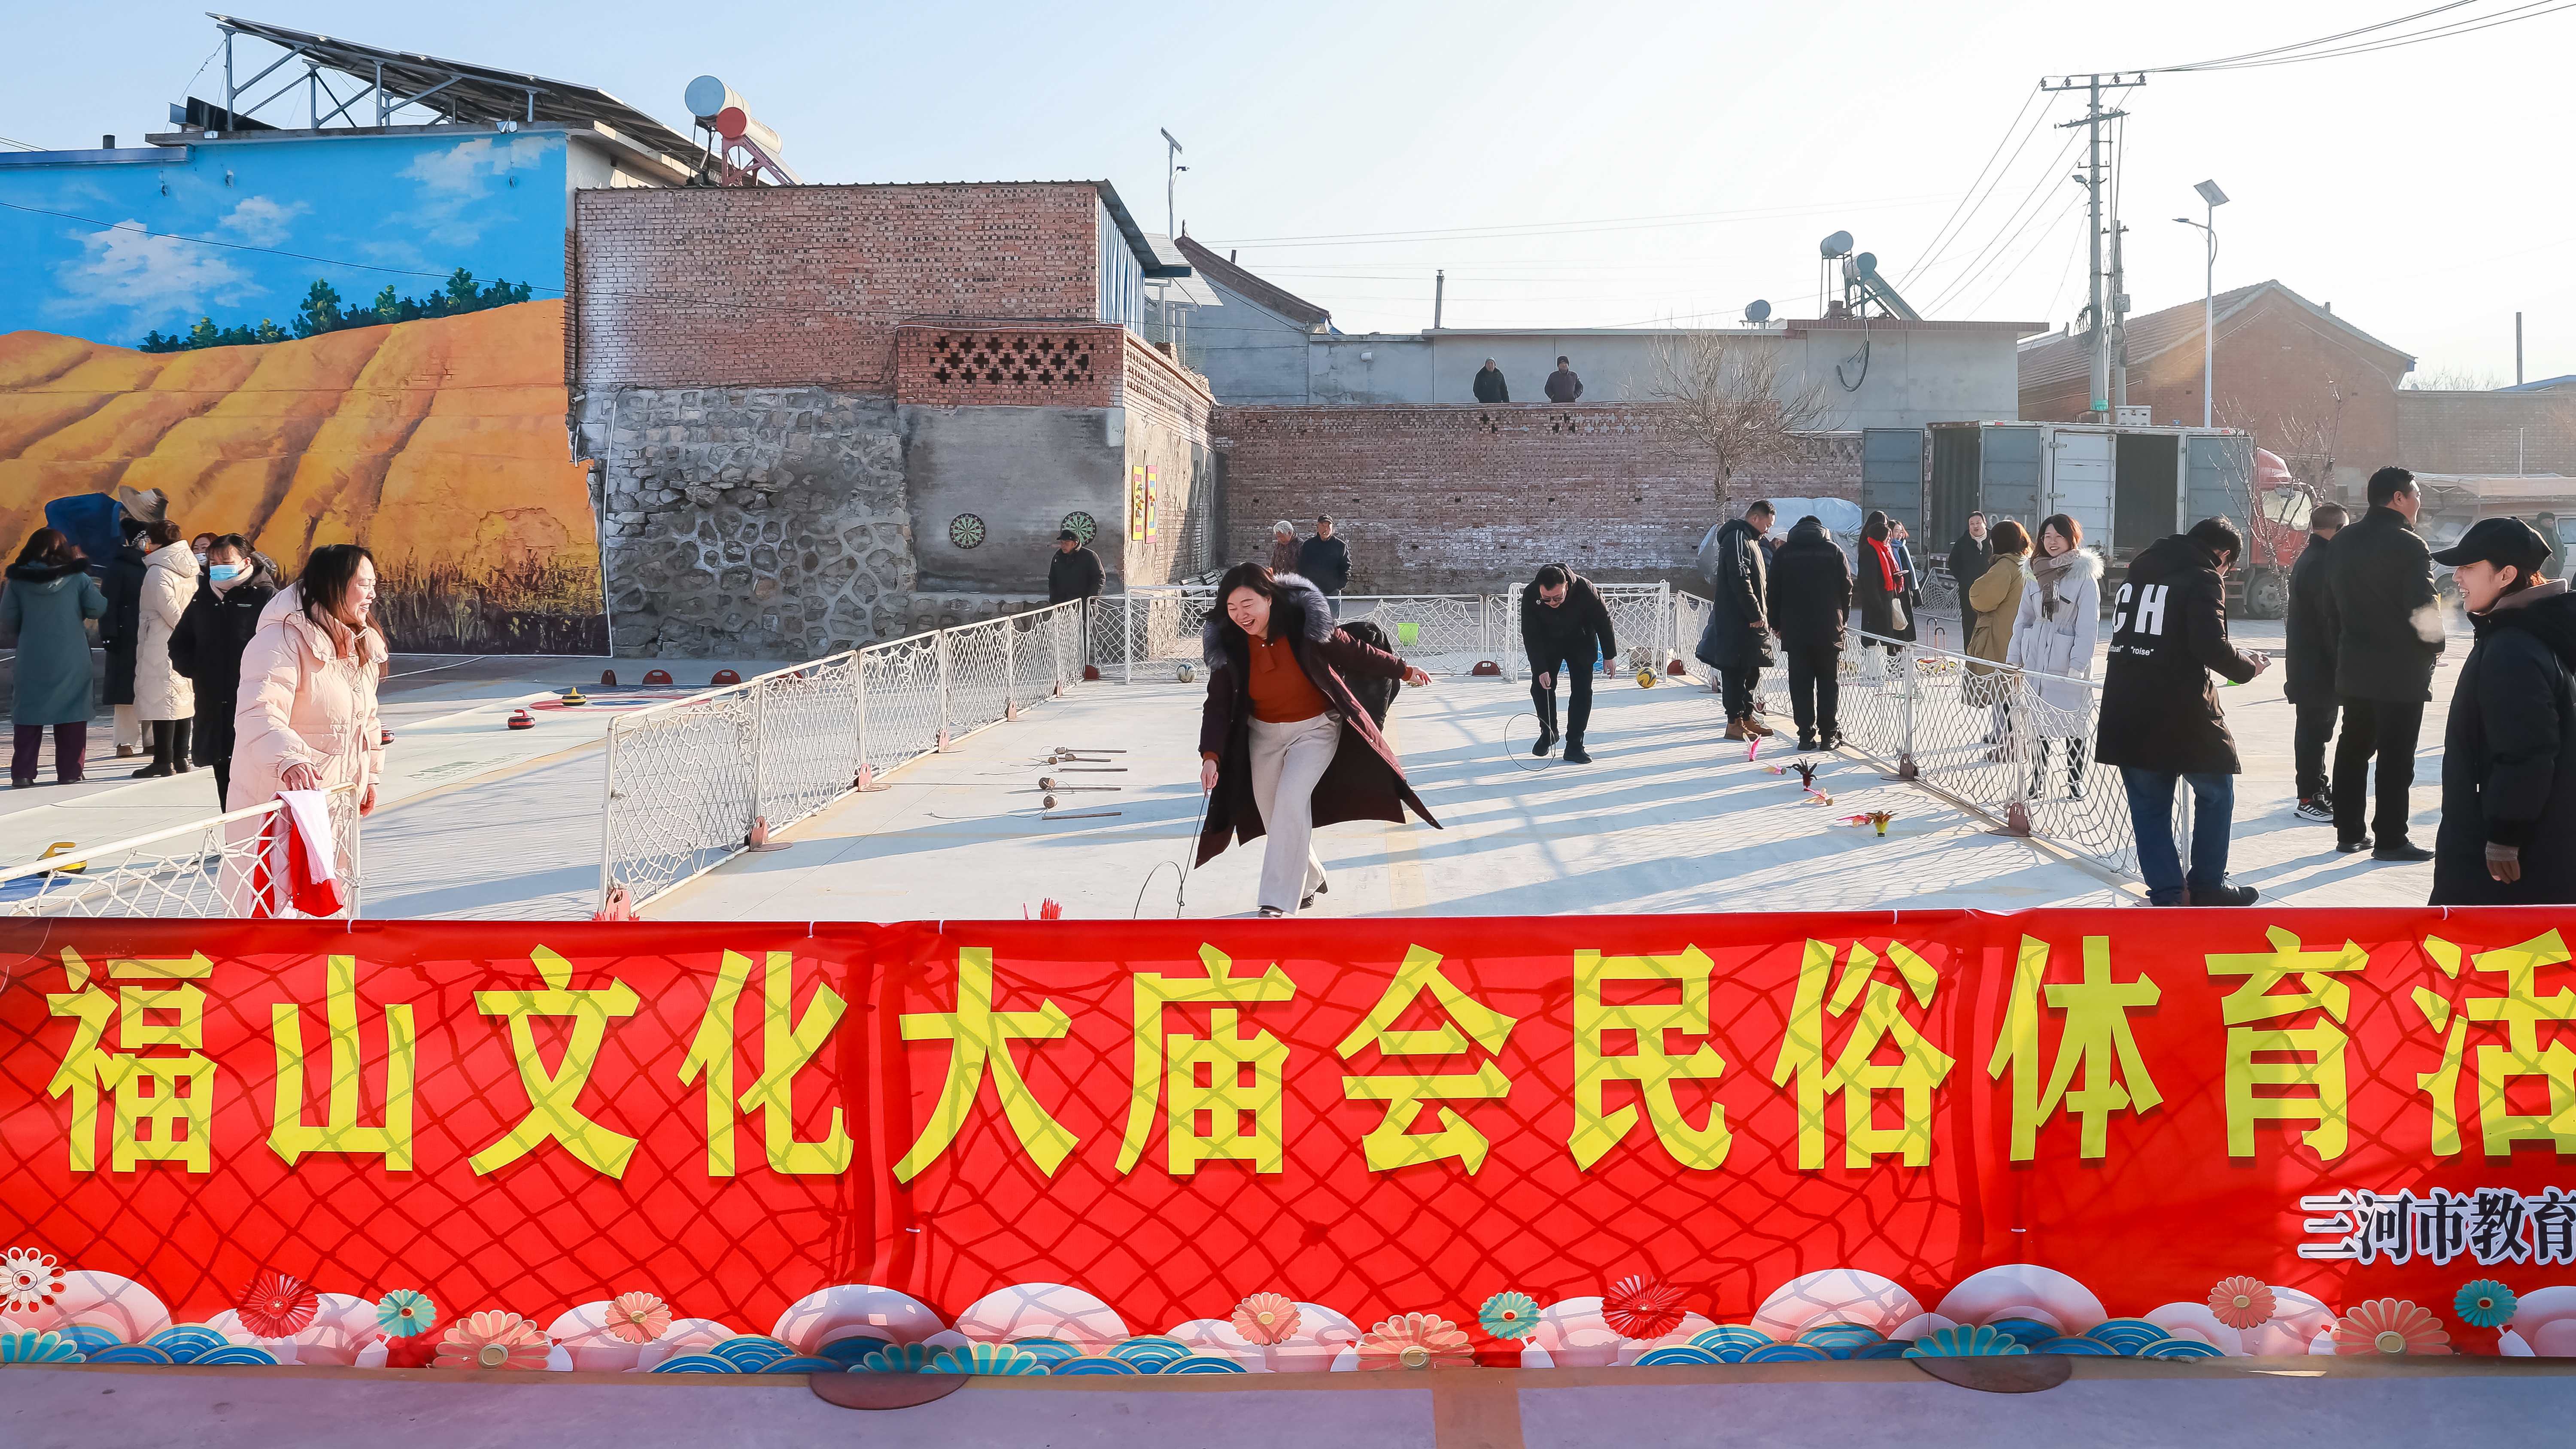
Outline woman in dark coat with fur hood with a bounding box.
[1198,565,1437,916]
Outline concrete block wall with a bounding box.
[571,182,1107,393]
[2397,388,2576,476]
[1212,404,1860,592]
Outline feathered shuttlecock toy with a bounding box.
[1842,810,1896,837]
[1746,735,1763,762]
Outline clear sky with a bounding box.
[8,0,2568,383]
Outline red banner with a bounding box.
[2,911,2572,1364]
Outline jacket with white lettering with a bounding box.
[2093,533,2263,775]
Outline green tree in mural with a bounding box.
[292,279,346,339]
[138,272,538,352]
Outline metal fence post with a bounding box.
[750,678,769,828]
[1121,593,1134,686]
[937,629,954,746]
[597,718,620,910]
[1659,580,1672,668]
[853,647,872,785]
[1901,646,1918,761]
[1004,615,1018,713]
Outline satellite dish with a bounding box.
[1853,251,1879,276]
[1819,231,1854,259]
[1744,299,1772,324]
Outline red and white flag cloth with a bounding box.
[249,788,343,918]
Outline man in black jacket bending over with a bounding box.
[1522,564,1617,763]
[2327,467,2445,860]
[2096,517,2272,905]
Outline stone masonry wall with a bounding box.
[586,386,1040,657]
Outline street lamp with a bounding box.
[2172,179,2228,428]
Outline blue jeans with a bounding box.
[2120,767,2234,905]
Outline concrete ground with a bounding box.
[0,606,2476,920]
[3,1355,2568,1449]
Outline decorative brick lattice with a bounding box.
[926,331,1097,390]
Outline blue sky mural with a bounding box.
[0,130,569,347]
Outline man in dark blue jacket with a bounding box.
[1296,515,1351,617]
[2327,467,2445,860]
[2094,518,2271,905]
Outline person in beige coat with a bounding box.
[220,545,385,912]
[131,520,200,778]
[1965,519,2033,733]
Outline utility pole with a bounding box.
[2517,310,2524,386]
[2109,220,2129,412]
[1159,128,1185,240]
[1434,270,1445,330]
[2042,73,2144,420]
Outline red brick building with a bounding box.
[2020,280,2415,501]
[567,180,1216,655]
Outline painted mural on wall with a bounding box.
[0,131,600,651]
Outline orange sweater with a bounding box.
[1247,631,1331,723]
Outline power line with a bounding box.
[2148,0,2572,72]
[1896,85,2055,291]
[1917,130,2087,315]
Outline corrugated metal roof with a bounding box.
[1173,234,1331,328]
[2017,279,2413,392]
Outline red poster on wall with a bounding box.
[1,910,2570,1369]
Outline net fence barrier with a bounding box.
[0,784,362,919]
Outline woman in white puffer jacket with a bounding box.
[221,545,384,912]
[2007,513,2102,801]
[131,520,200,777]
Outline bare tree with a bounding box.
[2402,365,2507,392]
[1646,331,1835,502]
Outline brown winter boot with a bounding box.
[1724,718,1750,741]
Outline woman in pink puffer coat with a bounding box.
[221,545,384,910]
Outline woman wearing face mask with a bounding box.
[1197,564,1437,917]
[190,532,216,567]
[130,519,199,778]
[168,534,278,808]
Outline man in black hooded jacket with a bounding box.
[1695,500,1776,739]
[2429,518,2576,905]
[2095,518,2270,905]
[1765,516,1851,750]
[2327,467,2445,859]
[1522,563,1617,762]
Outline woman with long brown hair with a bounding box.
[233,543,386,817]
[1197,563,1436,917]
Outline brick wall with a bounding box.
[2397,388,2576,476]
[571,182,1107,394]
[1212,404,1861,592]
[1121,335,1219,583]
[895,322,1123,407]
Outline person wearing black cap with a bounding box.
[1046,528,1103,605]
[2430,517,2576,904]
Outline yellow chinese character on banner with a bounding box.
[680,950,853,1177]
[1117,945,1294,1175]
[1567,947,1730,1170]
[270,954,416,1169]
[890,948,1075,1182]
[1986,935,2161,1160]
[2415,931,2576,1157]
[1337,945,1517,1173]
[1771,939,1954,1169]
[470,947,639,1178]
[2206,925,2367,1160]
[45,950,219,1173]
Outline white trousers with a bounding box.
[113,704,142,749]
[1246,711,1337,914]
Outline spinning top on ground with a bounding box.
[380,728,394,745]
[1635,669,1656,688]
[506,708,534,730]
[1178,664,1195,683]
[1039,776,1058,790]
[1042,793,1058,809]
